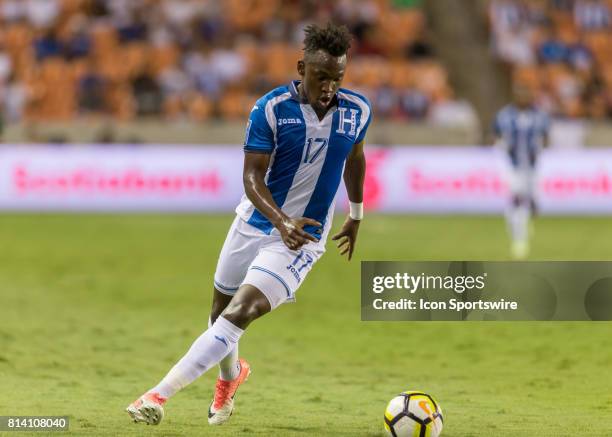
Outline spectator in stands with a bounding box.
[25,0,60,28]
[208,39,247,86]
[490,0,612,119]
[78,63,107,114]
[158,66,192,99]
[584,74,607,117]
[567,38,594,73]
[132,64,163,116]
[373,84,397,119]
[34,28,63,61]
[400,87,429,119]
[86,0,109,18]
[525,0,550,26]
[574,0,611,31]
[117,8,149,42]
[405,37,434,60]
[0,0,26,22]
[183,45,223,101]
[496,26,536,65]
[1,73,27,122]
[0,0,459,123]
[0,47,11,83]
[550,0,575,13]
[489,0,526,35]
[63,15,91,60]
[538,30,569,63]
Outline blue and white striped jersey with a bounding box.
[494,104,549,168]
[236,80,372,241]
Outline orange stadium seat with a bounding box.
[389,60,413,88]
[122,43,150,78]
[29,59,77,119]
[219,88,254,120]
[225,0,280,32]
[513,66,541,90]
[378,9,424,57]
[414,62,450,102]
[187,94,213,122]
[584,31,611,63]
[234,39,260,74]
[91,24,118,58]
[264,43,301,86]
[59,0,86,15]
[151,44,180,75]
[106,83,135,120]
[350,57,389,88]
[601,63,612,86]
[0,0,456,123]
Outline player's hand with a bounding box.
[331,217,360,261]
[277,217,322,251]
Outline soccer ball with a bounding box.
[383,391,444,437]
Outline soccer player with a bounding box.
[126,23,371,426]
[493,84,549,259]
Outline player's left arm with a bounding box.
[332,139,365,261]
[491,110,506,149]
[542,113,550,148]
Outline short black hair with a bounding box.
[303,23,352,57]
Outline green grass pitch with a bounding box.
[1,214,611,436]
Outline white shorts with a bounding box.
[508,166,536,199]
[213,216,324,309]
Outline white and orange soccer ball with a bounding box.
[383,391,444,437]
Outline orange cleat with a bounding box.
[207,358,251,425]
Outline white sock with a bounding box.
[507,204,529,242]
[219,346,240,381]
[149,316,244,399]
[209,317,240,381]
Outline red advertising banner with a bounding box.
[1,145,611,214]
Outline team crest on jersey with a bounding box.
[336,108,358,136]
[278,118,303,126]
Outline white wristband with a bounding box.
[349,201,364,220]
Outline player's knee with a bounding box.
[221,299,267,329]
[210,300,225,325]
[529,199,538,216]
[211,288,234,324]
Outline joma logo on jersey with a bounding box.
[336,108,358,136]
[278,118,302,126]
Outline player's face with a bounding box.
[298,50,347,113]
[514,85,533,108]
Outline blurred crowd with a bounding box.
[0,0,460,124]
[490,0,612,119]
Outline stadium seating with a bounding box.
[0,0,454,122]
[489,0,612,119]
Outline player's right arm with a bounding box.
[242,101,320,251]
[242,153,320,250]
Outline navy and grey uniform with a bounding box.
[494,104,549,198]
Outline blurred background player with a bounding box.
[494,84,549,259]
[126,22,371,427]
